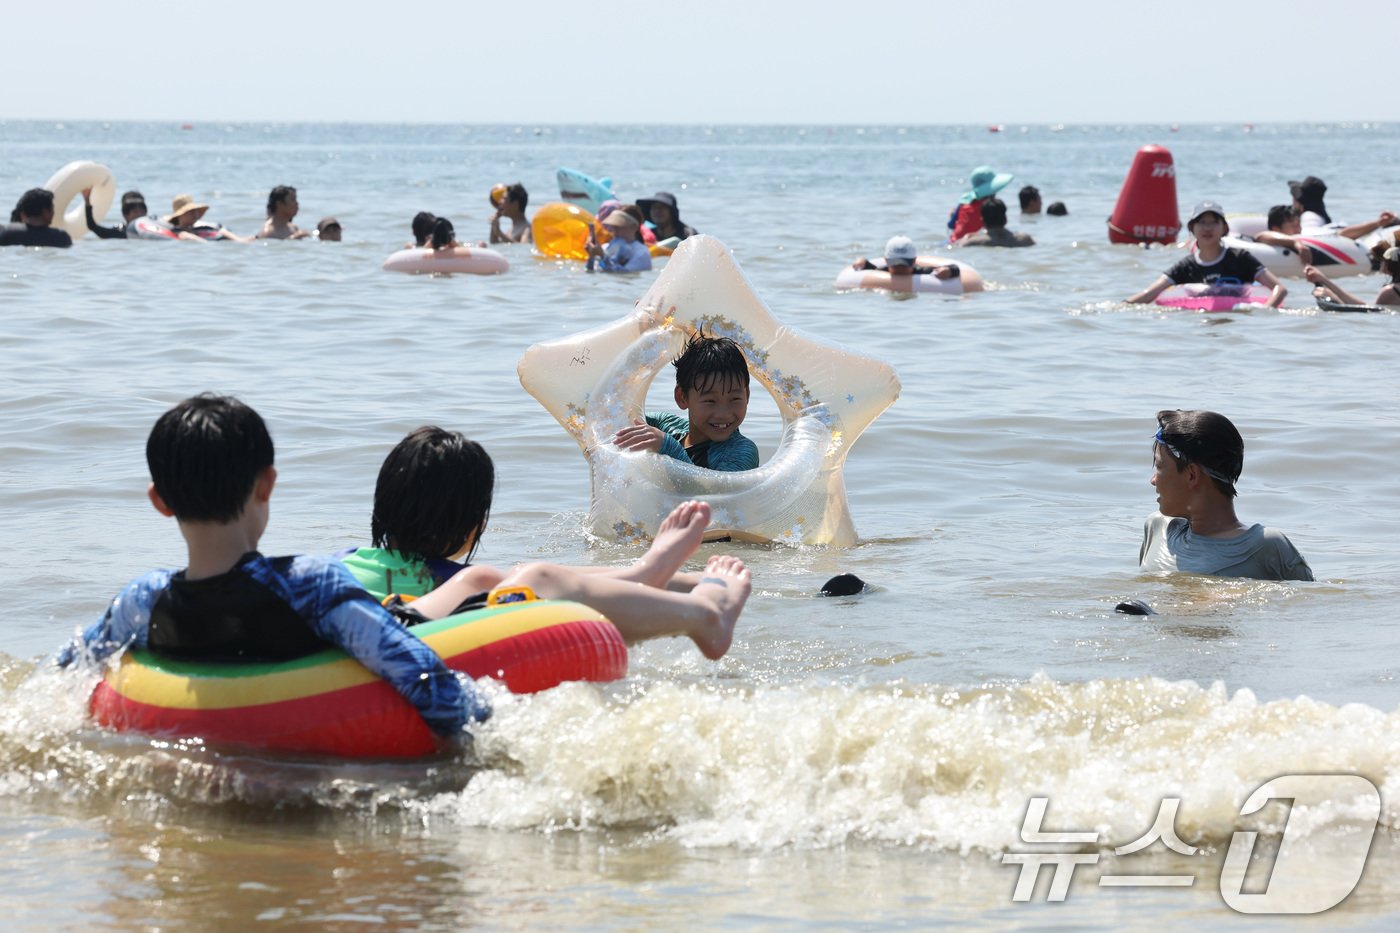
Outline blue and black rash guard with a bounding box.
[56,552,486,737]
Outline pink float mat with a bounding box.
[1155,283,1271,312]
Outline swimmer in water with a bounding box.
[256,185,312,240]
[488,183,532,244]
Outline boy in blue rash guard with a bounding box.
[54,394,486,741]
[613,334,759,471]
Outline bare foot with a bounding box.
[689,554,750,660]
[621,500,711,588]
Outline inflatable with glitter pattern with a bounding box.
[517,235,900,546]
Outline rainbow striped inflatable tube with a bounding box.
[89,595,627,758]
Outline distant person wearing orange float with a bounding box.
[585,208,652,273]
[1126,201,1286,308]
[488,183,532,244]
[947,166,1013,241]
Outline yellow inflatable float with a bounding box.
[532,201,600,260]
[531,202,674,261]
[517,235,900,546]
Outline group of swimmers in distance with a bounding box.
[0,184,342,247]
[400,184,698,275]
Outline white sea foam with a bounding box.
[432,675,1400,852]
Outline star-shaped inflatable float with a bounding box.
[517,235,900,546]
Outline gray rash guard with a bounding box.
[1139,512,1313,581]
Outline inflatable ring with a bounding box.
[834,255,984,294]
[382,246,509,275]
[532,202,610,260]
[648,236,680,258]
[518,235,901,546]
[1315,295,1391,314]
[1221,216,1372,279]
[89,594,627,758]
[43,161,116,241]
[1155,283,1272,312]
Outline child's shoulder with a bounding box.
[646,411,690,436]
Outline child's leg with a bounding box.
[555,500,711,591]
[499,554,750,660]
[408,564,507,619]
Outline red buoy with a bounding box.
[1107,145,1179,244]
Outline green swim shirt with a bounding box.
[340,547,440,602]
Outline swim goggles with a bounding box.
[1154,427,1238,487]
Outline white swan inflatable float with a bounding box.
[517,235,900,546]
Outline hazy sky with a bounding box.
[9,0,1395,124]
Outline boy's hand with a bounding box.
[613,418,664,453]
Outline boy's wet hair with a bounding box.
[1155,409,1243,499]
[15,188,54,220]
[411,211,436,245]
[430,217,455,249]
[979,197,1008,228]
[673,334,750,395]
[1266,204,1300,230]
[266,185,296,217]
[1018,185,1040,209]
[371,426,494,562]
[506,183,528,210]
[146,394,275,522]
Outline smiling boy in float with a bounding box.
[613,334,760,472]
[1126,201,1287,308]
[851,235,960,281]
[339,426,750,660]
[53,394,487,744]
[1141,409,1312,581]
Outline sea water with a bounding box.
[2,120,1400,929]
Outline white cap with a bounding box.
[884,235,918,264]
